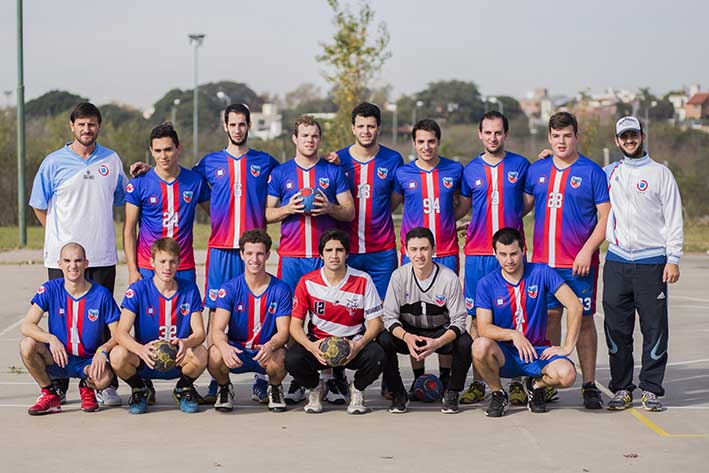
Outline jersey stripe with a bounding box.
[299,169,315,257]
[245,293,265,349]
[354,162,374,253]
[160,296,177,341]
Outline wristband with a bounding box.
[98,349,109,358]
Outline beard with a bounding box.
[484,144,504,156]
[228,130,248,147]
[622,141,645,159]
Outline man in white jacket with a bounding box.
[602,116,683,412]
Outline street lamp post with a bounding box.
[384,102,398,146]
[188,34,205,160]
[488,96,503,115]
[16,0,26,246]
[216,91,231,124]
[171,98,180,125]
[411,101,423,158]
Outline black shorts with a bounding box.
[49,265,116,294]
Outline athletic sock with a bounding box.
[42,384,58,394]
[176,374,195,390]
[439,367,451,386]
[125,375,145,390]
[413,368,424,380]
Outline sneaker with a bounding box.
[252,376,269,404]
[582,382,603,410]
[526,378,548,413]
[486,390,510,418]
[304,382,324,414]
[509,381,527,406]
[608,389,633,411]
[324,378,347,405]
[641,391,663,412]
[441,389,460,414]
[128,387,148,415]
[203,379,218,405]
[173,387,199,413]
[28,388,62,416]
[285,380,306,405]
[214,383,234,412]
[145,379,156,406]
[79,383,99,412]
[388,391,408,414]
[460,380,486,404]
[544,386,559,402]
[268,384,287,412]
[347,383,370,415]
[96,386,122,406]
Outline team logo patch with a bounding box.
[465,297,475,310]
[474,178,483,188]
[319,177,330,189]
[434,295,447,306]
[148,195,158,205]
[636,179,648,192]
[125,288,135,299]
[527,285,538,299]
[126,183,134,193]
[36,285,46,295]
[182,191,193,203]
[58,308,65,316]
[218,288,227,299]
[98,165,109,176]
[209,289,218,301]
[285,181,294,190]
[180,303,190,315]
[570,176,582,188]
[88,309,99,322]
[250,164,261,177]
[538,176,546,184]
[268,301,278,314]
[377,167,389,179]
[495,297,505,307]
[442,177,453,189]
[237,304,244,311]
[507,171,519,183]
[408,181,417,190]
[216,168,226,178]
[146,306,155,316]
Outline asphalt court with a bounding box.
[0,252,707,472]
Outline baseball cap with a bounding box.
[616,116,642,136]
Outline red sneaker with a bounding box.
[79,385,99,412]
[28,388,62,416]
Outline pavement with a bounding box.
[0,250,707,472]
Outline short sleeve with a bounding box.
[215,282,235,312]
[189,284,204,313]
[474,277,493,310]
[30,283,51,311]
[113,165,128,206]
[124,178,141,206]
[363,276,383,320]
[334,166,349,195]
[460,165,473,198]
[120,284,140,312]
[29,160,54,210]
[102,293,121,324]
[267,166,282,198]
[197,176,211,203]
[273,283,293,318]
[544,265,565,296]
[592,165,610,204]
[291,279,310,320]
[524,166,536,195]
[392,168,404,195]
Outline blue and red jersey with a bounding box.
[125,167,210,271]
[267,159,349,258]
[525,155,609,268]
[31,279,120,357]
[120,278,203,344]
[214,274,292,348]
[193,149,279,249]
[394,157,463,257]
[337,145,404,254]
[476,263,565,347]
[461,152,529,255]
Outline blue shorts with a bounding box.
[277,256,323,292]
[205,248,245,308]
[137,361,181,380]
[401,254,460,275]
[46,353,92,380]
[546,266,598,315]
[139,267,196,285]
[464,255,500,316]
[497,342,571,379]
[226,342,267,375]
[347,249,398,299]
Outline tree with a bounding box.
[317,0,391,149]
[414,80,485,125]
[26,90,87,120]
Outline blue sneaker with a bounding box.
[204,379,218,405]
[173,387,199,414]
[128,387,148,415]
[252,376,269,404]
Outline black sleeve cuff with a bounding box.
[388,322,402,334]
[448,326,461,338]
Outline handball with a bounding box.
[300,187,317,214]
[413,374,444,402]
[152,339,178,372]
[319,336,351,367]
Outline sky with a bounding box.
[0,0,706,110]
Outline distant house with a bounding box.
[250,103,283,140]
[685,93,709,120]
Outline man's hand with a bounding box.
[511,332,537,363]
[663,263,680,284]
[308,340,329,366]
[171,338,187,366]
[129,161,151,177]
[311,189,334,216]
[324,151,341,165]
[538,149,553,160]
[137,340,158,369]
[572,248,593,277]
[540,345,571,360]
[88,350,108,380]
[48,335,68,368]
[285,192,305,215]
[128,269,142,285]
[344,338,364,364]
[456,222,469,235]
[253,342,274,367]
[414,336,441,360]
[218,343,244,369]
[402,332,425,361]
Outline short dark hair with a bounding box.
[318,229,350,256]
[151,237,181,259]
[412,119,441,141]
[548,111,578,135]
[224,103,251,126]
[70,102,102,125]
[293,114,322,137]
[351,102,381,126]
[479,111,509,134]
[405,226,435,248]
[150,122,179,147]
[239,229,272,253]
[492,227,524,252]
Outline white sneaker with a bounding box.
[304,382,324,414]
[214,383,235,412]
[347,383,370,415]
[284,380,306,404]
[96,386,122,406]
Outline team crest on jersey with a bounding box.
[570,176,582,188]
[268,302,278,314]
[507,171,519,183]
[126,183,134,193]
[285,181,294,190]
[180,303,190,315]
[209,289,218,301]
[88,309,99,322]
[36,285,46,295]
[407,181,417,190]
[442,177,454,189]
[465,297,475,310]
[434,295,447,306]
[125,288,135,299]
[250,164,261,177]
[218,288,227,299]
[527,285,538,299]
[216,168,226,178]
[146,306,155,316]
[538,176,546,184]
[495,297,505,307]
[474,178,483,188]
[58,308,65,316]
[182,191,193,203]
[318,177,330,189]
[98,165,109,176]
[148,195,158,205]
[237,304,244,311]
[377,167,389,179]
[636,179,648,192]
